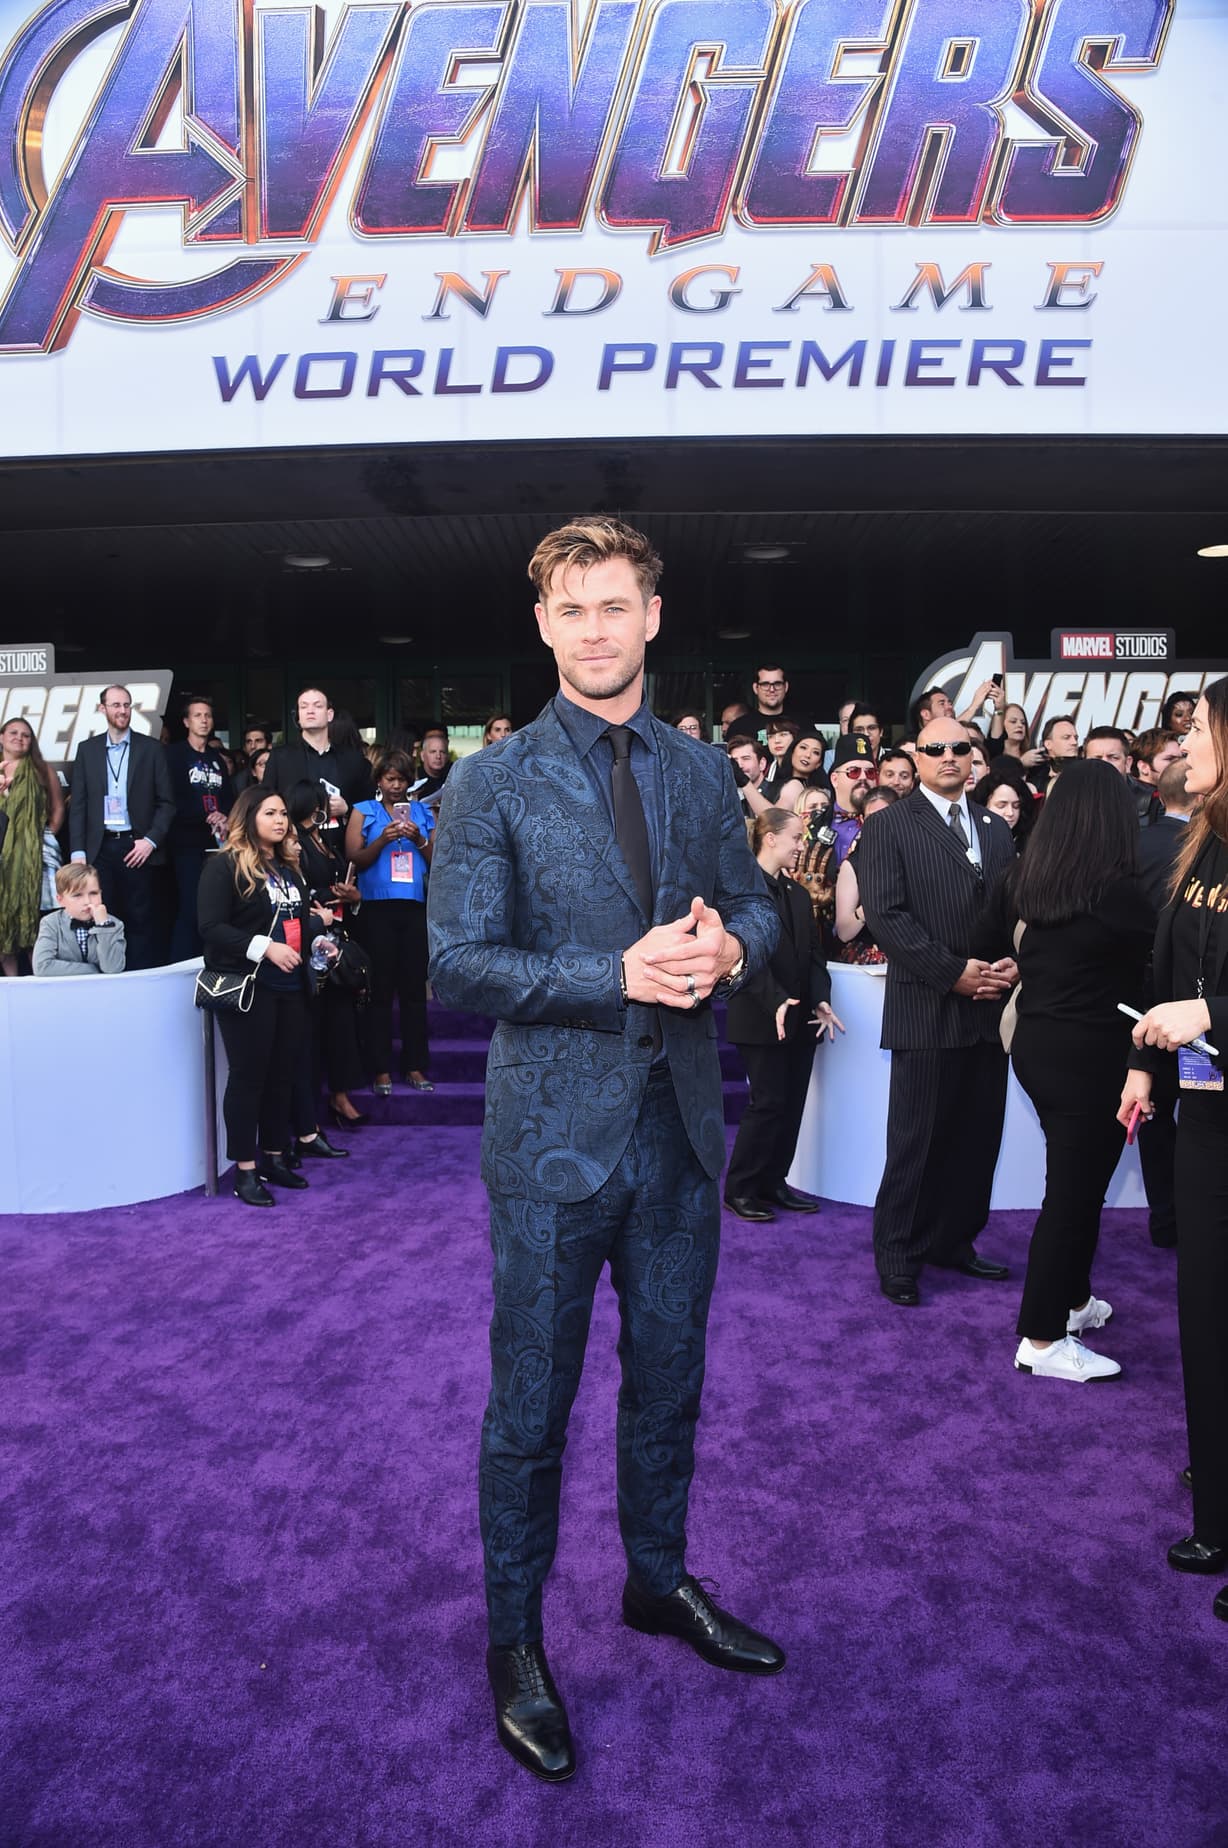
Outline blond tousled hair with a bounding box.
[527,517,662,603]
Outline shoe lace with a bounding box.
[511,1649,550,1699]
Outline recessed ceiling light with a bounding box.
[717,626,752,640]
[1197,543,1228,558]
[378,635,414,646]
[283,552,331,570]
[743,544,790,563]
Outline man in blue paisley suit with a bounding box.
[428,519,783,1782]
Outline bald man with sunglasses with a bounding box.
[856,720,1019,1307]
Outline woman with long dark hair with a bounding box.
[1161,689,1199,737]
[283,779,366,1144]
[775,733,829,811]
[0,716,65,975]
[988,761,1154,1381]
[198,785,325,1206]
[1121,682,1228,1611]
[970,761,1038,849]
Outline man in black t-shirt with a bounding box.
[413,726,452,802]
[263,686,374,845]
[164,697,235,959]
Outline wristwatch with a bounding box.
[713,936,747,997]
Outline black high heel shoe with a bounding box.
[295,1130,350,1160]
[327,1101,368,1128]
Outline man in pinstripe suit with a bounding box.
[857,720,1020,1306]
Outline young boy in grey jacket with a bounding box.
[33,864,127,975]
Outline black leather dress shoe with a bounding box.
[259,1159,310,1191]
[951,1255,1009,1281]
[767,1185,821,1214]
[295,1131,350,1159]
[723,1195,775,1222]
[1167,1536,1228,1575]
[1213,1585,1228,1623]
[623,1576,785,1674]
[880,1275,920,1306]
[486,1642,575,1782]
[234,1169,274,1208]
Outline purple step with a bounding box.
[410,1037,747,1085]
[347,1077,749,1128]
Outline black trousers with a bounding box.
[726,1032,817,1201]
[1011,1021,1127,1340]
[873,1040,1008,1279]
[94,833,163,971]
[169,847,207,962]
[1138,1059,1179,1244]
[216,983,306,1162]
[289,985,367,1135]
[1174,1094,1228,1547]
[357,898,429,1074]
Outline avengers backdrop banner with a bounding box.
[0,0,1221,456]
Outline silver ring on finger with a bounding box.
[685,973,698,998]
[690,991,703,1011]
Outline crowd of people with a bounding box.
[3,652,1224,1631]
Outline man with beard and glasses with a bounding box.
[428,518,782,1787]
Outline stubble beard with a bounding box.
[564,652,644,703]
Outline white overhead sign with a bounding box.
[0,0,1219,456]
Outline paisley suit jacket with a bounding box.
[427,701,778,1202]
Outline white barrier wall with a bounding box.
[788,964,1145,1212]
[0,959,224,1214]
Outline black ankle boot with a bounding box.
[234,1169,275,1208]
[259,1158,309,1190]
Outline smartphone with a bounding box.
[1126,1103,1144,1145]
[392,802,412,824]
[344,861,355,886]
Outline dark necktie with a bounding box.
[947,802,969,851]
[606,726,654,920]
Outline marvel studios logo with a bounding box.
[1057,631,1173,663]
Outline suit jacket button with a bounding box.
[637,1035,654,1049]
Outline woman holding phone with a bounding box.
[1121,682,1228,1615]
[346,749,436,1096]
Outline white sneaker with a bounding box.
[1014,1335,1122,1381]
[1067,1296,1113,1335]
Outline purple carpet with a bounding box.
[2,1127,1225,1846]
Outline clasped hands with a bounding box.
[623,897,740,1009]
[953,957,1018,1001]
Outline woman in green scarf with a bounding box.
[0,717,65,974]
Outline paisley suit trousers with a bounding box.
[480,1064,720,1646]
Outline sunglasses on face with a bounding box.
[916,741,973,759]
[840,765,876,780]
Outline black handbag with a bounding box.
[194,966,257,1013]
[195,898,285,1012]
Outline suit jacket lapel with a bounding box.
[655,718,691,926]
[537,702,647,919]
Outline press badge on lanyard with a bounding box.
[390,845,415,884]
[1181,889,1225,1091]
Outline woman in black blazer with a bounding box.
[1122,680,1228,1615]
[723,807,844,1221]
[198,785,324,1207]
[985,762,1153,1384]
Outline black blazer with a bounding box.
[857,789,1017,1051]
[726,871,831,1046]
[1138,812,1188,914]
[197,850,317,991]
[69,730,175,864]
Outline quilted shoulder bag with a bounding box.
[195,899,285,1013]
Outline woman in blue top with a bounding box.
[345,748,436,1095]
